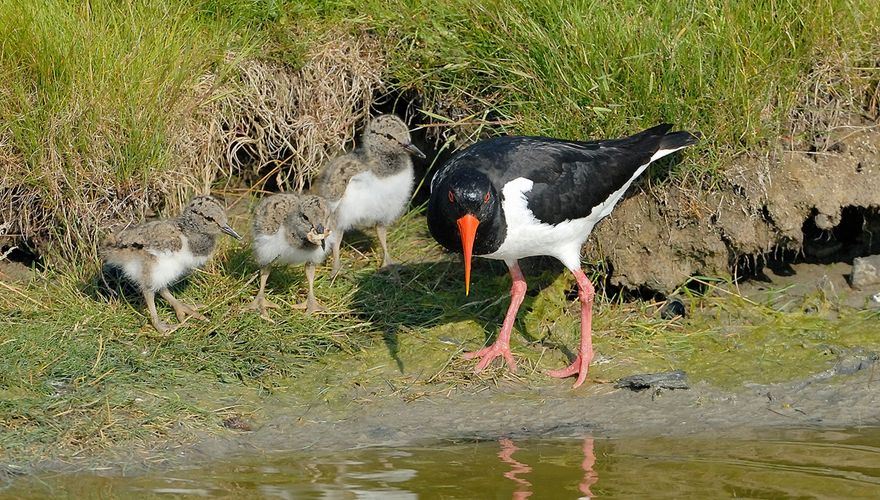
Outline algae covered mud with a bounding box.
[6,428,880,497]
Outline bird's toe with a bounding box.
[152,320,175,336]
[547,354,591,388]
[176,304,208,322]
[292,299,325,314]
[305,300,326,314]
[464,345,518,373]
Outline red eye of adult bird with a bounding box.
[427,123,699,389]
[448,191,455,203]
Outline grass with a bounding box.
[1,0,880,466]
[0,227,368,460]
[0,0,251,263]
[4,206,879,464]
[2,1,879,265]
[338,0,879,174]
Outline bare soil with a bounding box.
[591,125,880,292]
[175,354,878,464]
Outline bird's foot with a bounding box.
[379,262,401,282]
[246,295,280,321]
[173,302,208,323]
[291,298,325,314]
[380,254,397,269]
[547,353,592,388]
[150,319,176,336]
[463,343,518,373]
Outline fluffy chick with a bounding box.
[248,193,332,319]
[101,195,242,334]
[316,114,425,278]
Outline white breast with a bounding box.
[484,163,651,270]
[334,168,414,231]
[253,227,329,267]
[146,237,209,291]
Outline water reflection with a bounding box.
[498,437,598,499]
[578,438,598,499]
[498,438,533,499]
[4,428,880,498]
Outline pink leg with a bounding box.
[547,268,595,388]
[463,260,526,373]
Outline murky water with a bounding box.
[4,428,880,498]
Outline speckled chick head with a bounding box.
[363,114,425,160]
[286,195,332,248]
[181,196,242,240]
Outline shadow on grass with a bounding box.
[82,264,209,306]
[349,254,568,373]
[224,244,319,300]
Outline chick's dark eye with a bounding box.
[448,191,455,203]
[483,192,490,203]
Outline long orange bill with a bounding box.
[456,213,480,296]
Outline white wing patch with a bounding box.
[483,151,679,270]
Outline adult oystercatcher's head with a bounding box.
[428,168,505,295]
[364,114,426,159]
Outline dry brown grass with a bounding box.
[208,29,386,193]
[787,48,880,152]
[0,28,388,268]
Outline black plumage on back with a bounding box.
[434,124,698,225]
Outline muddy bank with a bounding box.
[592,126,880,293]
[4,336,876,480]
[176,357,879,465]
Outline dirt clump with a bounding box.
[592,126,880,293]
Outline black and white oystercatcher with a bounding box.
[427,124,698,388]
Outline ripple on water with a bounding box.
[4,427,880,498]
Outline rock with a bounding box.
[615,370,689,391]
[660,298,686,319]
[851,255,880,288]
[222,415,254,432]
[831,347,879,376]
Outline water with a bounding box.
[4,428,880,498]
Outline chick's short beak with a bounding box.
[404,142,426,159]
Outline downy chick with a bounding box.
[248,193,332,319]
[101,195,242,334]
[316,114,425,278]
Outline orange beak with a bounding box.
[456,213,480,296]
